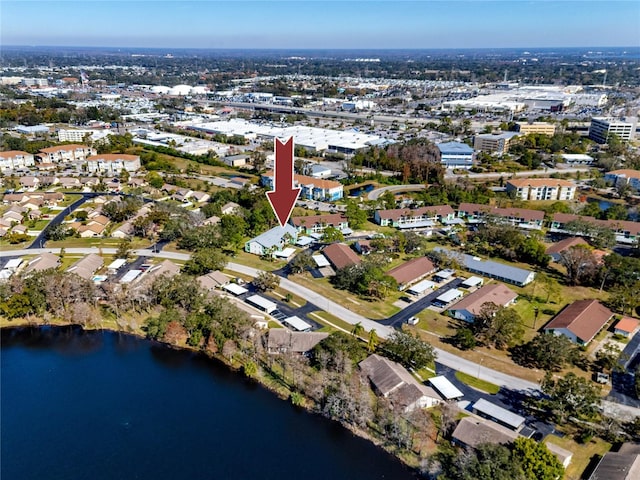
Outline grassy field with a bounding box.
[265,287,307,308]
[544,434,611,480]
[309,310,368,338]
[454,371,501,394]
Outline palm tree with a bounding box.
[367,329,379,353]
[351,322,364,338]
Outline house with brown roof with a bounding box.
[24,252,61,274]
[451,417,519,449]
[359,354,442,412]
[544,299,614,345]
[322,243,361,270]
[77,223,106,238]
[66,253,104,280]
[546,236,590,262]
[267,329,329,354]
[197,271,230,291]
[449,283,518,322]
[614,317,640,338]
[290,213,349,235]
[386,256,437,290]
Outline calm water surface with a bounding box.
[1,327,416,480]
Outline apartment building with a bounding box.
[604,169,640,191]
[436,142,474,169]
[515,122,556,135]
[86,154,141,175]
[588,117,636,144]
[38,144,96,164]
[261,171,343,201]
[374,205,456,228]
[0,150,35,171]
[506,178,576,201]
[473,132,521,155]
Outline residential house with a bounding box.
[359,354,442,412]
[374,205,455,229]
[262,171,344,201]
[386,256,437,291]
[434,248,536,286]
[86,154,141,175]
[191,191,210,204]
[605,169,640,192]
[221,202,241,215]
[544,299,614,345]
[448,283,518,322]
[197,271,230,291]
[436,142,475,169]
[245,224,298,256]
[506,178,577,201]
[614,317,640,339]
[19,176,39,190]
[546,237,590,262]
[451,417,519,449]
[588,443,640,480]
[322,243,361,270]
[0,150,35,171]
[267,329,329,354]
[290,213,349,235]
[58,177,81,189]
[24,252,61,274]
[66,253,104,280]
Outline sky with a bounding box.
[1,1,639,49]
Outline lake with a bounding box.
[1,326,416,480]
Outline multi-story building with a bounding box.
[86,154,141,175]
[0,150,35,171]
[457,203,545,230]
[473,132,521,155]
[38,144,96,164]
[289,214,349,235]
[588,117,636,144]
[261,171,343,201]
[604,169,640,192]
[374,205,456,228]
[515,122,556,135]
[436,142,474,169]
[506,178,576,201]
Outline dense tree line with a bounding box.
[468,221,549,267]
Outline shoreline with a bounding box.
[0,320,423,473]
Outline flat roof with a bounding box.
[435,288,463,304]
[4,258,23,269]
[107,258,127,270]
[246,295,277,313]
[461,276,483,287]
[473,398,525,430]
[435,269,455,279]
[283,316,313,332]
[429,376,464,399]
[296,236,313,246]
[120,269,142,284]
[407,279,437,294]
[273,247,296,258]
[312,254,331,268]
[223,283,249,295]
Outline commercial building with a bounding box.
[506,178,577,201]
[473,132,521,155]
[515,122,556,135]
[604,169,640,192]
[436,142,474,169]
[589,117,636,144]
[560,153,594,165]
[543,299,613,345]
[261,171,344,201]
[86,154,141,175]
[0,150,35,171]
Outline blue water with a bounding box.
[1,327,415,480]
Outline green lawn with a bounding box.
[309,310,368,338]
[454,371,501,394]
[544,434,611,480]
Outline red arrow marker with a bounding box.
[266,137,301,227]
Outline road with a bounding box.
[4,246,639,418]
[367,166,591,200]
